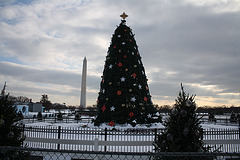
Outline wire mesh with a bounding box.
[1,146,240,160]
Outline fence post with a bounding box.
[154,128,157,141]
[239,119,240,139]
[104,128,107,152]
[94,138,99,151]
[57,126,61,150]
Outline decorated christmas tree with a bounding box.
[154,84,210,153]
[95,13,157,126]
[0,82,25,147]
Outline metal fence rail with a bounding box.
[1,146,240,160]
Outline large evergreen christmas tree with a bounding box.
[154,84,210,153]
[95,13,156,126]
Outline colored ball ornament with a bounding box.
[129,89,132,92]
[117,90,122,95]
[108,120,115,127]
[132,73,137,78]
[101,105,106,112]
[118,62,123,67]
[125,68,128,71]
[122,104,125,107]
[129,112,134,117]
[144,97,148,102]
[109,82,112,85]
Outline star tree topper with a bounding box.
[120,12,128,20]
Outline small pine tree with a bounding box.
[0,83,25,147]
[154,84,210,154]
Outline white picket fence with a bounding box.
[23,126,240,152]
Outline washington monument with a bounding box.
[80,57,87,108]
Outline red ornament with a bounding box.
[108,120,115,126]
[129,39,132,42]
[123,55,127,58]
[117,90,122,96]
[129,112,134,117]
[144,97,148,102]
[132,73,137,78]
[113,45,116,48]
[118,62,123,67]
[101,105,106,112]
[124,29,127,32]
[146,86,148,90]
[97,100,99,104]
[102,79,104,83]
[137,52,139,55]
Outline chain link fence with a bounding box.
[1,146,240,160]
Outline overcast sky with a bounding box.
[0,0,240,107]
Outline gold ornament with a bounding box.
[134,65,137,68]
[119,50,121,53]
[109,82,112,85]
[106,98,109,101]
[125,68,128,71]
[129,89,132,92]
[122,104,125,107]
[142,107,145,110]
[120,12,128,20]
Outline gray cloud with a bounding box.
[0,0,240,106]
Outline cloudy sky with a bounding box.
[0,0,240,107]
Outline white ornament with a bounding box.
[109,64,113,69]
[110,106,115,111]
[102,89,105,93]
[132,52,134,55]
[120,77,126,82]
[132,120,137,123]
[142,71,145,75]
[131,97,136,102]
[118,35,121,38]
[156,112,160,116]
[133,83,137,86]
[147,114,152,118]
[122,42,126,45]
[138,85,142,89]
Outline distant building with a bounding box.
[14,100,44,114]
[14,104,29,116]
[28,102,44,112]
